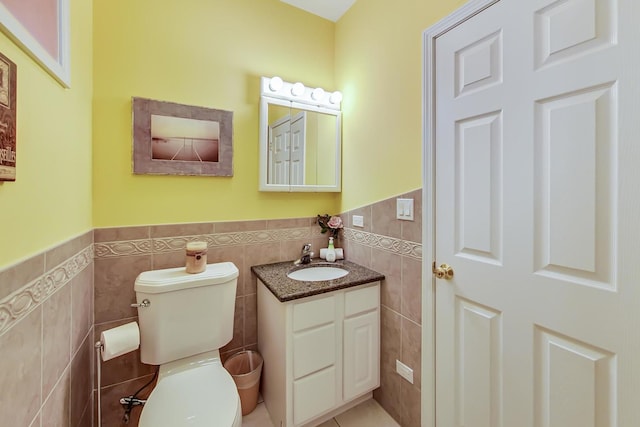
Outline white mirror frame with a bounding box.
[259,76,342,192]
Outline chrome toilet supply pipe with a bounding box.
[94,341,103,427]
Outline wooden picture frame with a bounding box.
[132,97,234,177]
[0,0,70,87]
[0,51,16,181]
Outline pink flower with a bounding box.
[316,214,343,240]
[328,216,343,230]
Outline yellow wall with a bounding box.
[0,0,93,268]
[0,0,469,268]
[92,0,339,227]
[335,0,466,211]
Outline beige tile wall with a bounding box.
[341,188,423,427]
[0,232,94,427]
[0,188,423,427]
[92,190,423,427]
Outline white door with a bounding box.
[290,111,306,185]
[431,0,640,425]
[269,116,291,185]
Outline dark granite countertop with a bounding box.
[251,259,385,302]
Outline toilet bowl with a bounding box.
[139,350,242,427]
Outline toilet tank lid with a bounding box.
[134,262,239,294]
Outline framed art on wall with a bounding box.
[132,97,234,177]
[0,0,70,87]
[0,51,16,182]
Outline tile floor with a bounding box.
[242,398,400,427]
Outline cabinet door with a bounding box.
[343,310,379,401]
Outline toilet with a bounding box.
[133,261,242,427]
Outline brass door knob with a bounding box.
[433,263,454,280]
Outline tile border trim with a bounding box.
[94,227,314,258]
[0,245,93,337]
[94,226,422,259]
[92,226,422,260]
[344,228,422,259]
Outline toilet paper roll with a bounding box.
[100,321,140,361]
[319,248,344,260]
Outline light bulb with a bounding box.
[311,87,325,101]
[269,76,283,92]
[291,82,305,97]
[329,91,343,104]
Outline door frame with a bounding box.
[421,1,500,426]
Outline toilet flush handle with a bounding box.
[131,299,151,308]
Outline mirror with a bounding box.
[259,77,341,192]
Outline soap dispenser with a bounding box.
[326,237,337,262]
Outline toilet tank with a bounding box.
[134,262,239,365]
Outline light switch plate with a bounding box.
[396,198,414,221]
[352,215,364,227]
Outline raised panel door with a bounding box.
[431,0,639,425]
[343,310,379,401]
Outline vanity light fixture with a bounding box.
[291,82,305,97]
[311,87,325,101]
[260,76,341,110]
[268,76,283,92]
[329,91,343,105]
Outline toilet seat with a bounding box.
[139,353,241,427]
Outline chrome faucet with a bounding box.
[294,243,313,265]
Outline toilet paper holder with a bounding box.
[130,298,151,308]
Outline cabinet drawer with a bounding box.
[344,284,380,317]
[293,366,337,425]
[293,323,335,379]
[293,294,335,332]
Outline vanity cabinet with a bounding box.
[257,281,380,427]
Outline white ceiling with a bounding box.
[280,0,357,22]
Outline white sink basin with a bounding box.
[287,266,349,282]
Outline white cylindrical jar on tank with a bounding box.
[185,241,208,273]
